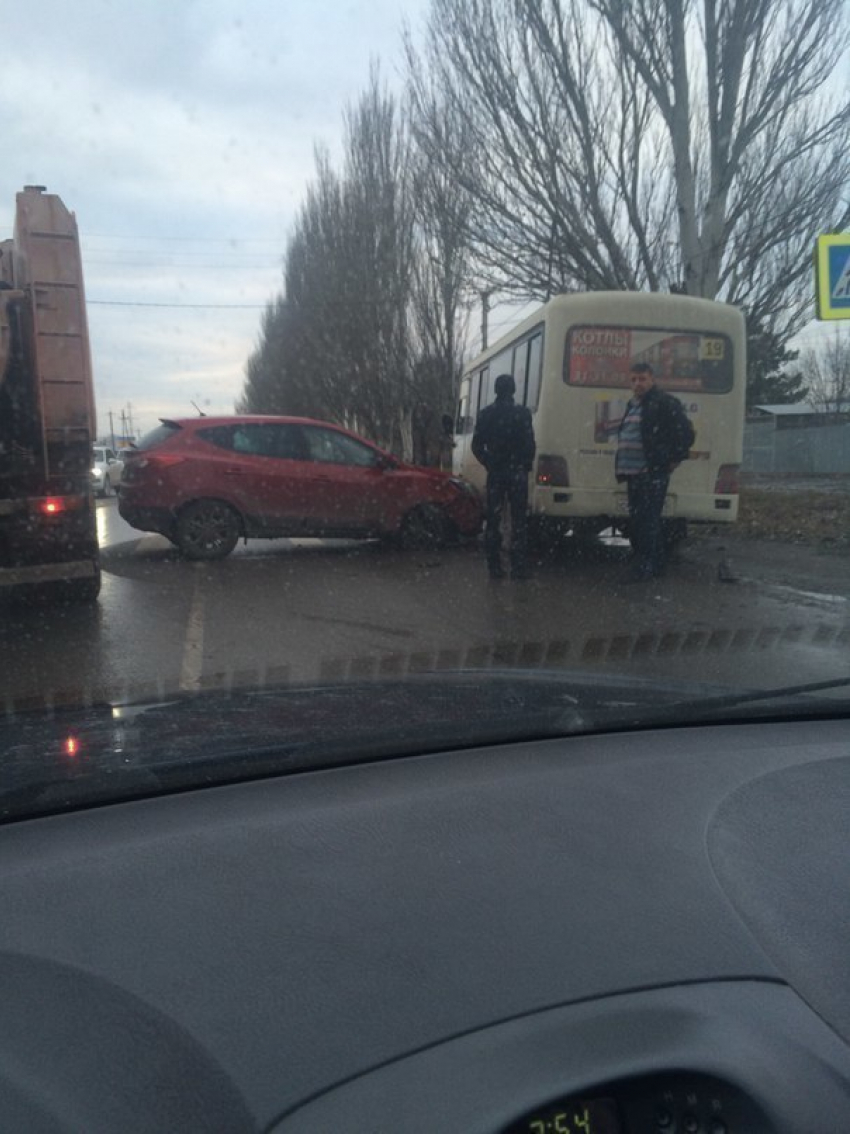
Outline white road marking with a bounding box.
[764,584,848,608]
[179,565,206,692]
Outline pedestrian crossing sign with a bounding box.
[815,233,850,320]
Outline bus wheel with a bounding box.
[662,518,688,552]
[615,520,636,551]
[399,505,449,550]
[529,517,567,552]
[176,499,241,560]
[570,520,604,546]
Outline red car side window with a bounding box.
[304,428,379,468]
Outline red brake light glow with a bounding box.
[536,455,570,487]
[32,496,85,516]
[63,736,80,758]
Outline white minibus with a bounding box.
[453,292,746,544]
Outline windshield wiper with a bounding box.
[678,674,850,711]
[616,674,850,729]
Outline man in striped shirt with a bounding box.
[615,362,695,582]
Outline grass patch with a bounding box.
[733,488,850,546]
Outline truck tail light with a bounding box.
[715,464,740,494]
[536,455,569,487]
[31,495,86,516]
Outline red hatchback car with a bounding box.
[118,416,482,560]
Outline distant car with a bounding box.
[117,415,482,559]
[91,446,124,497]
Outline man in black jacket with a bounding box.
[616,362,695,581]
[472,373,536,579]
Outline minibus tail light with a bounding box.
[536,455,569,487]
[715,464,740,494]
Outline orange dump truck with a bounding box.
[0,186,99,600]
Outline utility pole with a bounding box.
[108,409,115,450]
[480,289,493,351]
[544,213,562,301]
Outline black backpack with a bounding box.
[668,397,696,463]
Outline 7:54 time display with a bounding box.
[505,1097,621,1134]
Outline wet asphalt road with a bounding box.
[1,497,848,710]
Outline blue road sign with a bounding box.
[815,234,850,320]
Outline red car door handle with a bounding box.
[223,467,243,475]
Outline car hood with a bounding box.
[0,669,844,824]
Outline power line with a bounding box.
[84,232,285,244]
[84,252,281,261]
[88,300,267,309]
[84,260,280,270]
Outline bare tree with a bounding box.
[341,68,418,448]
[240,150,362,424]
[238,297,301,415]
[409,147,471,397]
[240,69,417,452]
[800,330,850,418]
[407,0,850,339]
[407,83,475,462]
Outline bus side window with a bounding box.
[525,333,543,410]
[456,376,471,435]
[513,339,530,405]
[455,394,468,435]
[476,366,489,416]
[483,350,511,406]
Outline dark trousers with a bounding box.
[485,469,529,572]
[626,472,670,576]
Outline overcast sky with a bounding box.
[2,1,843,442]
[0,0,427,440]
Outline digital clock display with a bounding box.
[503,1096,622,1134]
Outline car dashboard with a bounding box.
[0,715,848,1132]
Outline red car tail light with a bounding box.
[715,464,740,494]
[135,454,186,471]
[536,455,569,487]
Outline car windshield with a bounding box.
[0,0,848,821]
